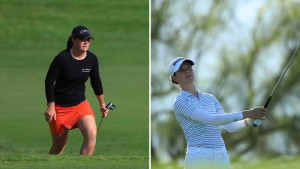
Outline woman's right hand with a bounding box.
[45,102,56,123]
[243,107,267,120]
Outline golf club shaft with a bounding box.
[263,96,272,108]
[269,44,300,98]
[97,118,104,133]
[97,108,108,133]
[254,44,300,127]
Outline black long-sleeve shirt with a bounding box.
[45,49,103,107]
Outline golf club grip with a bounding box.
[253,96,272,127]
[263,96,272,108]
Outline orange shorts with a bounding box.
[49,99,95,134]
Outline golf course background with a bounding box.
[0,0,149,168]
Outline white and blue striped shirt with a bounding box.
[173,90,244,148]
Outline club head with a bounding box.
[105,102,112,108]
[106,102,116,110]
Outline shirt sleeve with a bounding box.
[90,55,103,95]
[222,120,246,133]
[217,109,246,132]
[212,95,247,130]
[190,108,243,126]
[45,55,64,103]
[189,95,243,125]
[173,98,197,118]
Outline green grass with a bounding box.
[0,153,147,169]
[0,0,149,168]
[151,156,300,169]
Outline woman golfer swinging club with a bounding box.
[44,25,108,155]
[170,57,267,169]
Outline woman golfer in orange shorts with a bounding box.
[44,25,108,155]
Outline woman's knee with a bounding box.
[77,115,97,140]
[85,129,97,142]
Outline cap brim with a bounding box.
[81,36,94,40]
[172,59,194,75]
[183,60,194,66]
[87,36,94,40]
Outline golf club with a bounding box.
[254,44,300,127]
[97,102,116,133]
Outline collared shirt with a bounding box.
[173,90,228,148]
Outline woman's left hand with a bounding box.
[100,105,108,118]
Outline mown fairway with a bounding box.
[0,0,149,168]
[152,156,300,169]
[0,154,147,169]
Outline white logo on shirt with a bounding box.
[82,68,91,72]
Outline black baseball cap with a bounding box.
[71,25,94,40]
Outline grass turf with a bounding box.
[0,0,149,168]
[0,153,148,169]
[151,156,300,169]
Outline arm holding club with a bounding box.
[97,102,116,133]
[242,107,267,120]
[96,94,108,118]
[190,107,266,126]
[253,96,272,126]
[244,107,267,127]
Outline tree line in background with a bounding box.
[151,0,300,163]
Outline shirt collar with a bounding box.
[180,89,202,98]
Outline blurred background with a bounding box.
[151,0,300,168]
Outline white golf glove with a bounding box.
[246,118,258,127]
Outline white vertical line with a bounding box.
[149,0,152,169]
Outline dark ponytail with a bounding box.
[67,36,73,50]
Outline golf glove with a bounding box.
[246,118,259,127]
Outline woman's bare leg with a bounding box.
[76,115,97,155]
[49,127,69,154]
